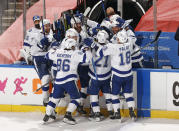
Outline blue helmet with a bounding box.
[33,15,40,22]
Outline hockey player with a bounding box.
[70,16,91,114]
[31,19,55,106]
[43,38,92,125]
[84,30,137,121]
[86,30,113,121]
[110,17,143,68]
[20,15,41,64]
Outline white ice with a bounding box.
[0,112,179,131]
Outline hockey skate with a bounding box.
[63,112,77,125]
[88,108,95,121]
[110,109,121,122]
[108,110,114,119]
[43,98,49,107]
[76,105,87,115]
[43,110,57,123]
[94,112,102,122]
[129,107,137,121]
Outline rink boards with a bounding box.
[0,65,179,119]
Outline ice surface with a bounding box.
[0,112,179,131]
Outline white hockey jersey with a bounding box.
[89,44,111,80]
[24,27,41,47]
[46,48,92,84]
[31,30,55,56]
[96,42,133,77]
[23,27,41,53]
[110,30,143,63]
[126,29,143,63]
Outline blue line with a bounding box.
[0,64,34,68]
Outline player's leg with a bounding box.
[111,75,122,121]
[33,56,51,106]
[63,81,81,125]
[77,65,90,114]
[43,83,64,122]
[101,78,113,118]
[88,79,102,121]
[123,75,136,120]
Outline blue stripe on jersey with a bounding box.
[37,43,43,49]
[82,53,86,63]
[52,63,57,67]
[112,67,131,75]
[45,53,49,60]
[99,49,104,57]
[132,54,142,60]
[23,42,31,47]
[56,74,78,82]
[89,69,111,78]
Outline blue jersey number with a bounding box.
[119,51,131,65]
[95,56,109,67]
[57,59,70,72]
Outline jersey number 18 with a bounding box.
[119,51,131,66]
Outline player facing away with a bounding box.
[85,29,136,122]
[86,30,113,121]
[43,38,92,125]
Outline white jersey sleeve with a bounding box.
[73,50,92,64]
[45,48,57,61]
[31,29,55,56]
[126,29,137,44]
[96,43,118,57]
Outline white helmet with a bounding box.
[70,17,81,27]
[109,14,121,22]
[40,19,50,28]
[96,30,109,44]
[64,38,77,49]
[65,28,79,38]
[116,29,128,43]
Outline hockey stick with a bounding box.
[131,30,162,56]
[101,0,107,18]
[68,10,77,25]
[82,7,91,31]
[91,57,98,80]
[52,13,58,33]
[33,78,55,93]
[20,91,28,96]
[40,16,45,38]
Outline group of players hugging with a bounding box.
[20,7,143,125]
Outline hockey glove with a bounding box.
[84,38,96,48]
[92,26,103,36]
[40,37,50,51]
[53,32,61,42]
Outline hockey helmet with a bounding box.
[116,29,128,43]
[96,30,109,44]
[40,19,50,28]
[64,38,77,49]
[33,15,40,22]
